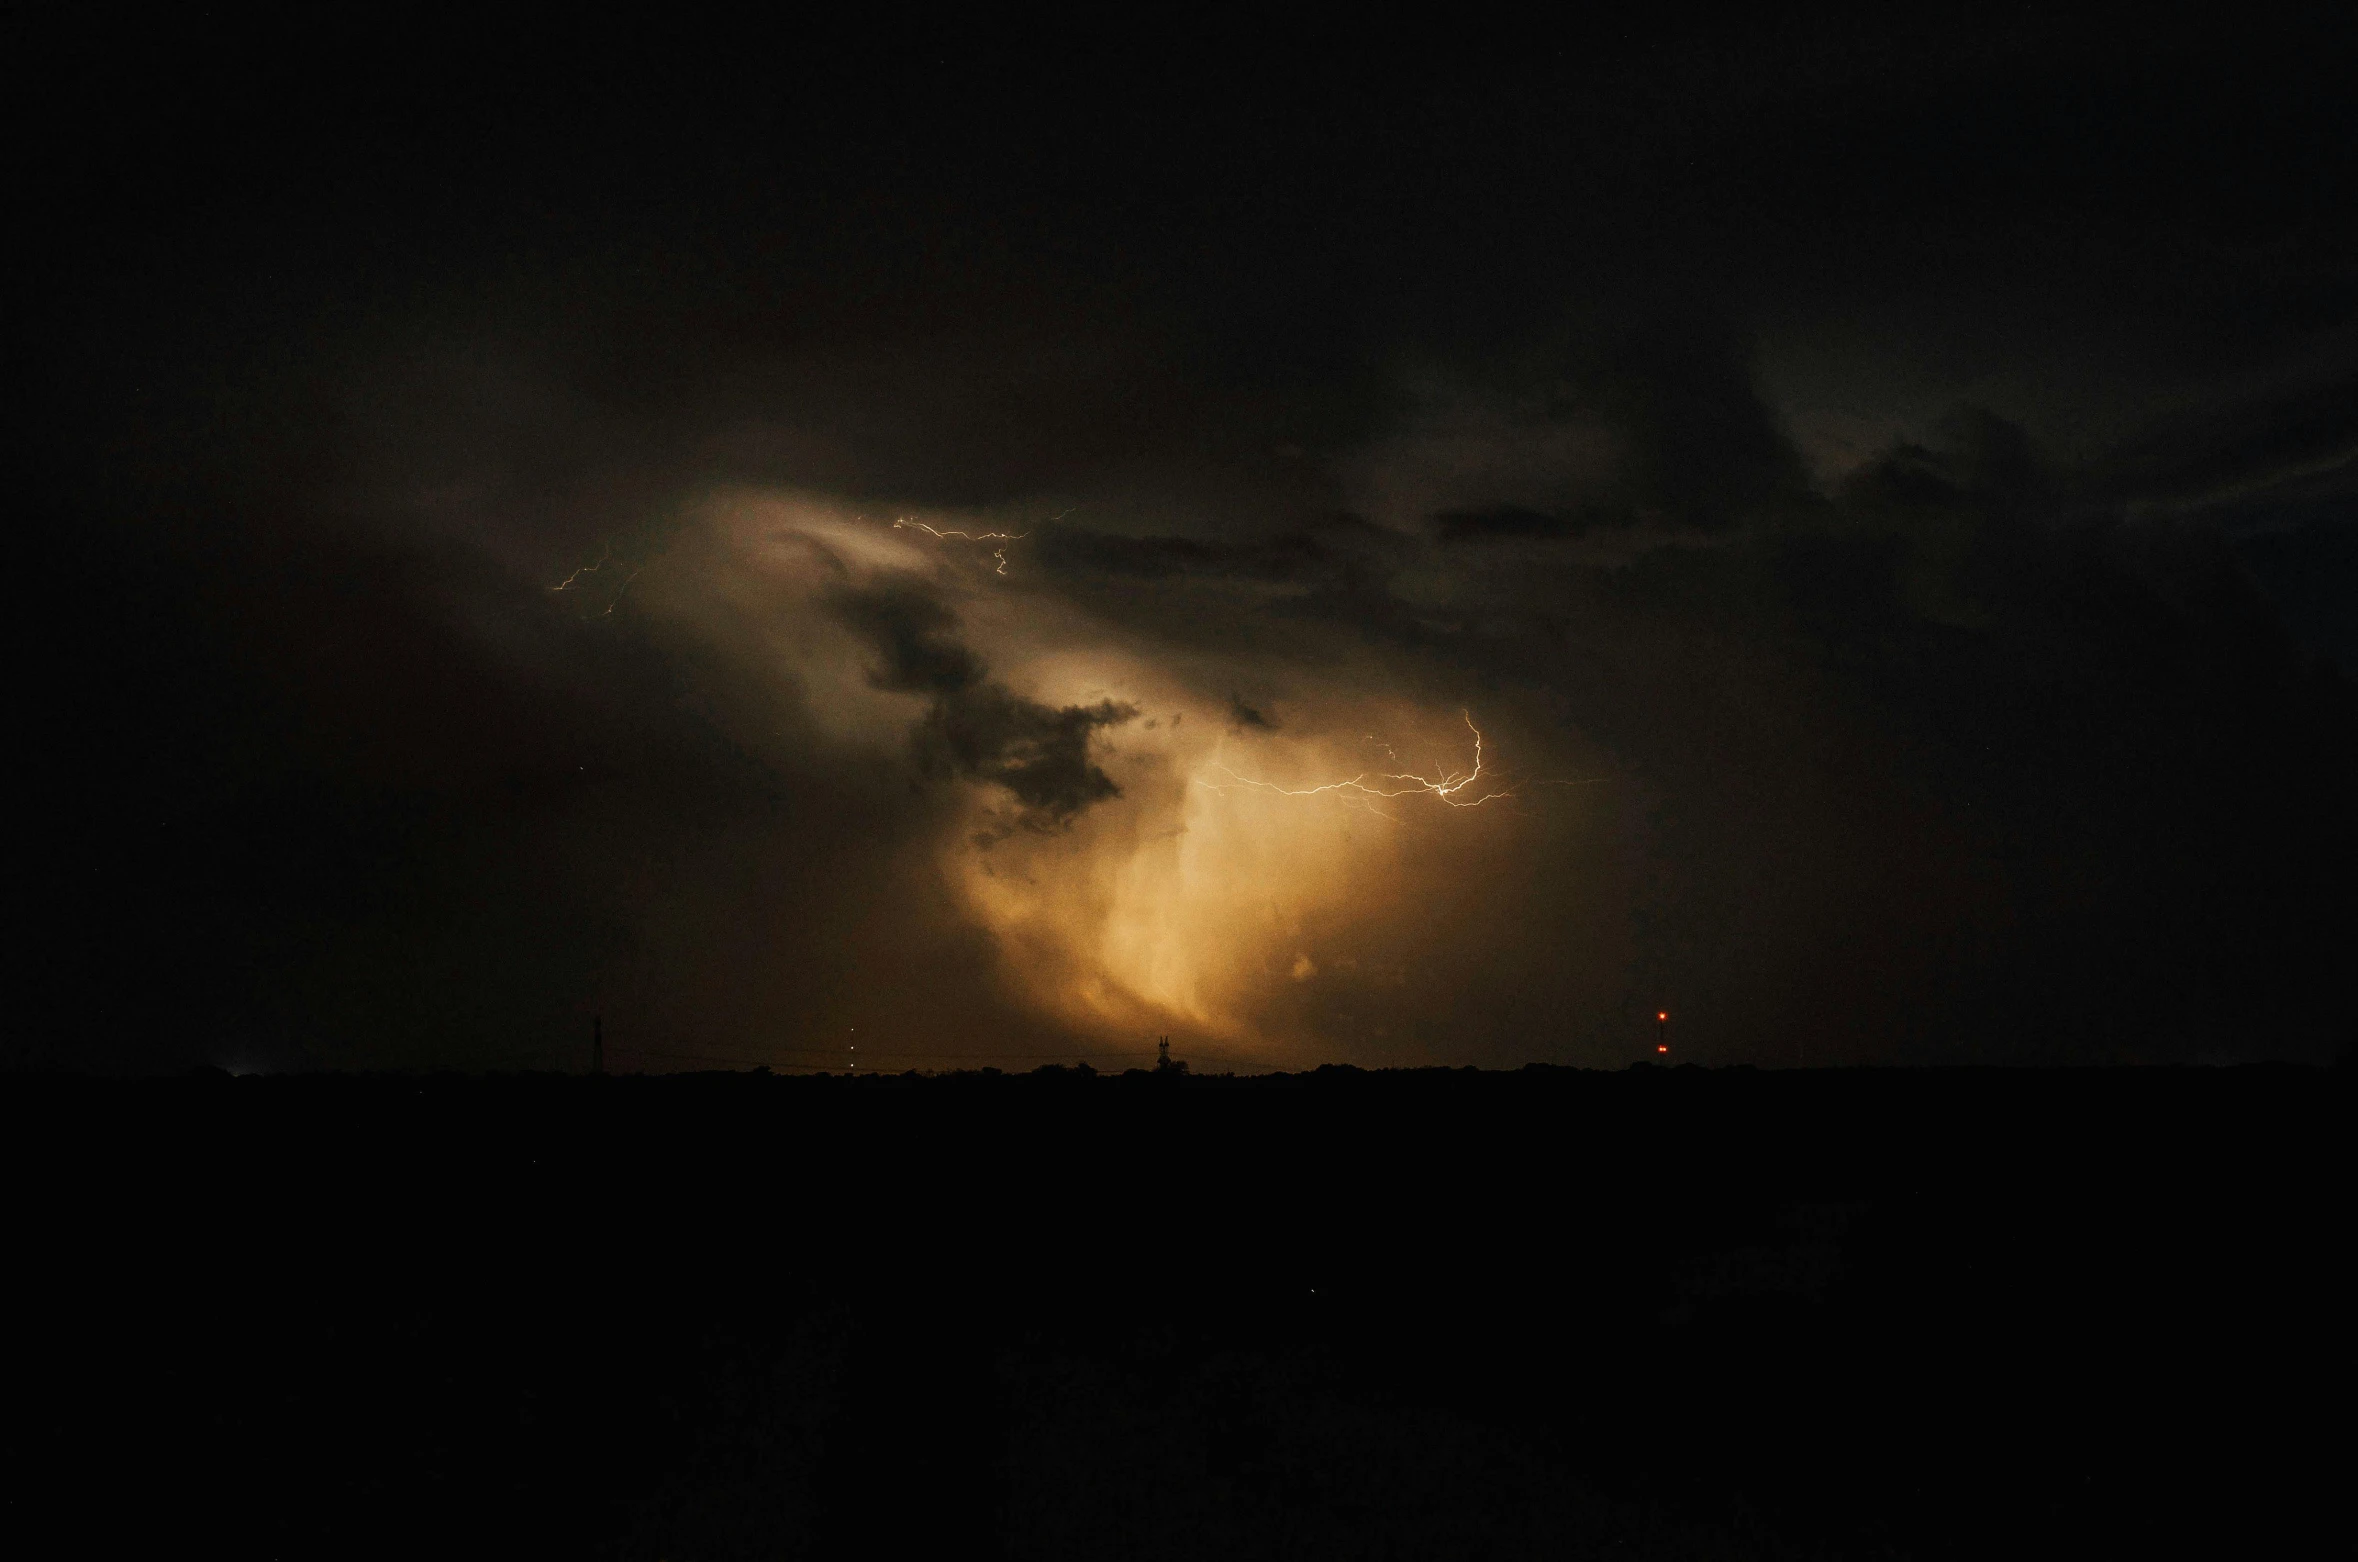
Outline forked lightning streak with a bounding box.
[1202,711,1519,817]
[892,518,1029,575]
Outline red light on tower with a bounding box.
[1654,1009,1670,1056]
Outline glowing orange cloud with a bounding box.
[669,489,1590,1067]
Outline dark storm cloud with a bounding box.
[1226,694,1278,732]
[833,580,987,698]
[1592,317,1813,528]
[1008,378,2357,1063]
[1030,527,1370,585]
[17,14,2356,1070]
[832,579,1137,826]
[1433,506,1600,543]
[2096,372,2358,516]
[919,688,1137,826]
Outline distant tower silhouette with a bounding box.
[1157,1036,1170,1069]
[593,1015,604,1075]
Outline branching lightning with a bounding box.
[551,546,644,616]
[1202,710,1521,818]
[893,517,1029,575]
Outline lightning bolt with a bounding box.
[596,564,645,616]
[550,547,611,592]
[892,517,1030,575]
[1202,710,1521,817]
[550,544,648,619]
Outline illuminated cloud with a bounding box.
[21,21,2354,1072]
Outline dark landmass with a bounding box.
[7,1064,2341,1559]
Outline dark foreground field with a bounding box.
[4,1064,2342,1558]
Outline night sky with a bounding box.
[19,13,2356,1074]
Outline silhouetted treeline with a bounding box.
[4,1065,2341,1559]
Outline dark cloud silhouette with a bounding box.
[1033,526,1365,586]
[833,580,1137,827]
[834,581,988,697]
[1598,317,1814,527]
[1226,694,1279,732]
[920,688,1137,826]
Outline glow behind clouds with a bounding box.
[654,487,1548,1068]
[24,22,2350,1074]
